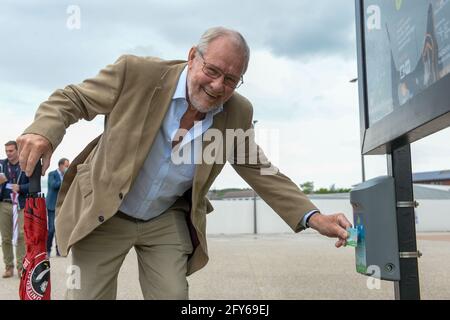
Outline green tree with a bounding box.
[300,181,314,194]
[314,185,351,194]
[315,188,329,194]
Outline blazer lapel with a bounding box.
[131,63,187,183]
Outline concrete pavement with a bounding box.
[1,231,449,300]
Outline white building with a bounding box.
[206,184,450,234]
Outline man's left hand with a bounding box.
[307,212,352,248]
[12,184,20,193]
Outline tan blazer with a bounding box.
[23,55,317,275]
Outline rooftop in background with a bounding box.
[208,184,450,200]
[309,184,450,200]
[413,170,450,185]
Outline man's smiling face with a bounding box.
[186,36,245,113]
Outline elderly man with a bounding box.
[17,27,351,299]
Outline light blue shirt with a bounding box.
[119,67,223,220]
[58,169,64,182]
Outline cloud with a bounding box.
[0,0,357,91]
[0,0,365,190]
[3,0,449,191]
[259,1,356,59]
[0,81,105,175]
[239,49,359,122]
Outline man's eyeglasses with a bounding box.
[196,49,244,89]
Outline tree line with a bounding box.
[299,181,351,194]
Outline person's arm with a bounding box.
[307,211,351,248]
[0,162,6,185]
[231,143,320,232]
[17,55,129,177]
[230,101,351,246]
[0,173,6,185]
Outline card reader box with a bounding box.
[350,176,401,281]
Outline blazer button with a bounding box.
[119,193,123,200]
[98,216,104,223]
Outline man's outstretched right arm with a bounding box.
[17,55,128,177]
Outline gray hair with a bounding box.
[196,27,250,75]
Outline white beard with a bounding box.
[186,82,222,113]
[190,102,220,114]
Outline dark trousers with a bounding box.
[47,209,59,255]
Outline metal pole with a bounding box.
[361,154,366,182]
[253,120,258,235]
[387,143,421,300]
[348,77,364,182]
[253,192,257,235]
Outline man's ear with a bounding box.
[187,46,197,68]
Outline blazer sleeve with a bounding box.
[48,171,61,190]
[21,55,129,151]
[229,103,318,233]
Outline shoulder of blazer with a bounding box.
[123,54,186,67]
[118,54,187,84]
[223,91,254,127]
[52,170,61,180]
[47,170,55,181]
[226,91,253,111]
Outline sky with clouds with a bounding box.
[1,0,450,190]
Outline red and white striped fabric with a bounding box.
[11,191,19,246]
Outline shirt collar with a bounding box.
[173,66,224,116]
[172,66,188,100]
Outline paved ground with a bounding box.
[1,231,449,300]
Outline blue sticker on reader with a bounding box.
[346,227,358,247]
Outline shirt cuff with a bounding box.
[300,210,320,228]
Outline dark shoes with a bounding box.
[2,267,14,278]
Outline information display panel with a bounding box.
[356,0,450,154]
